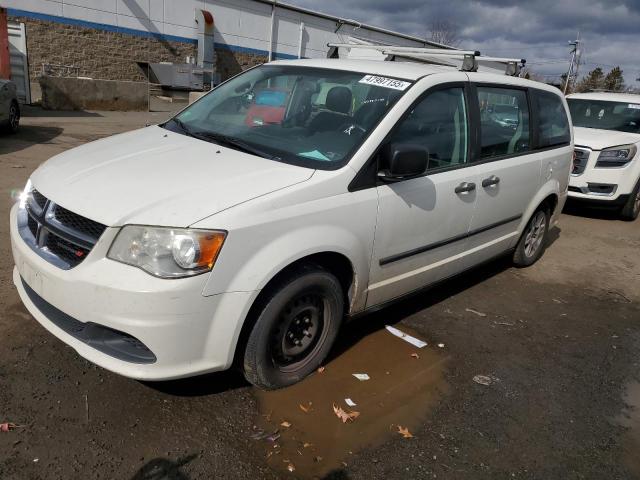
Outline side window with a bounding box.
[386,87,468,171]
[477,87,530,159]
[534,90,570,148]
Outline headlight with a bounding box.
[17,178,33,209]
[596,144,637,168]
[107,225,226,278]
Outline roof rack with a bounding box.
[326,43,526,76]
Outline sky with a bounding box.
[288,0,640,87]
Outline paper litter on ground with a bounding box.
[352,373,370,381]
[345,398,357,407]
[385,325,428,348]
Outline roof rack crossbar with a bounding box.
[326,42,526,76]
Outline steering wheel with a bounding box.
[339,122,367,136]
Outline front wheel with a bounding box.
[6,101,20,133]
[620,179,640,221]
[513,208,549,267]
[242,264,344,390]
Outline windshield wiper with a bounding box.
[169,117,197,138]
[194,131,279,160]
[168,119,277,160]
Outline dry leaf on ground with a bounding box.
[280,421,291,428]
[299,402,313,413]
[397,425,413,438]
[410,353,420,359]
[332,403,360,423]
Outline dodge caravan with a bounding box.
[11,58,572,389]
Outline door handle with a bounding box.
[481,175,500,188]
[455,182,476,194]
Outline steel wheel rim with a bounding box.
[9,104,18,130]
[523,211,546,258]
[271,292,328,372]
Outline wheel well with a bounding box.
[539,194,558,215]
[232,252,355,367]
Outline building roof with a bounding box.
[252,0,453,49]
[567,92,640,103]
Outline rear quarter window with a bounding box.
[533,90,570,148]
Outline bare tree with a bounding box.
[429,20,461,48]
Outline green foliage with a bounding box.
[575,66,625,92]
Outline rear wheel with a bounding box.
[620,179,640,221]
[513,208,549,267]
[242,264,343,390]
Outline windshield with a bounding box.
[568,98,640,134]
[163,65,412,169]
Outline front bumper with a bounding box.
[10,204,256,380]
[569,147,638,203]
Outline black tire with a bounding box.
[513,207,550,267]
[242,264,344,390]
[620,178,640,221]
[4,100,20,134]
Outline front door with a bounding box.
[367,84,479,307]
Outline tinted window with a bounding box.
[535,90,570,147]
[567,98,640,134]
[386,88,468,171]
[477,87,530,159]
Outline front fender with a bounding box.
[204,224,370,311]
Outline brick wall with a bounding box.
[10,16,196,82]
[10,15,267,84]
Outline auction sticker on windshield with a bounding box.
[359,75,411,91]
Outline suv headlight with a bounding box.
[596,144,637,168]
[107,225,226,278]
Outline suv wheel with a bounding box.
[620,179,640,221]
[513,208,549,267]
[242,264,343,389]
[7,101,20,133]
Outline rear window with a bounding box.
[534,90,570,148]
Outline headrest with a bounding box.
[326,86,352,114]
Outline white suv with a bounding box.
[566,92,640,219]
[10,59,572,389]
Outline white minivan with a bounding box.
[10,58,572,389]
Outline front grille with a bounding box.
[32,190,47,209]
[52,204,107,240]
[20,190,106,270]
[45,233,91,267]
[27,215,38,238]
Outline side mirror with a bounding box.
[378,143,429,182]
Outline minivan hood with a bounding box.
[31,126,314,227]
[573,126,640,151]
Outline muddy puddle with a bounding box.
[618,380,640,476]
[253,325,449,478]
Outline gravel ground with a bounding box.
[1,107,639,480]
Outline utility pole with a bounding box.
[563,33,581,95]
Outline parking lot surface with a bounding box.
[1,108,639,479]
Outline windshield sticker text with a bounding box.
[359,75,411,91]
